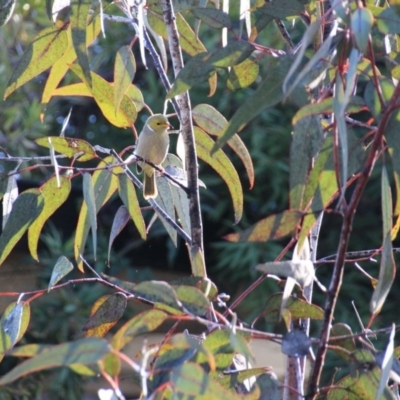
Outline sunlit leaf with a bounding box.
[2,175,18,229]
[175,285,210,316]
[0,338,109,385]
[0,0,15,27]
[4,25,68,98]
[28,176,71,261]
[227,57,259,90]
[0,190,44,266]
[351,8,373,53]
[195,127,243,223]
[35,136,96,162]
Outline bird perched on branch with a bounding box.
[134,114,171,199]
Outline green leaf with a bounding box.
[227,57,259,90]
[214,56,293,151]
[4,25,69,98]
[107,206,130,263]
[111,309,168,351]
[193,104,254,188]
[28,176,71,261]
[0,190,44,266]
[83,293,127,337]
[117,173,146,240]
[258,0,305,18]
[70,0,92,86]
[48,255,74,291]
[364,77,394,121]
[174,285,210,316]
[114,45,136,114]
[74,157,118,271]
[377,6,400,35]
[370,166,396,316]
[190,7,232,29]
[35,136,96,162]
[195,127,243,223]
[0,338,110,385]
[69,65,137,128]
[83,172,97,261]
[351,8,373,53]
[329,323,356,361]
[224,210,303,242]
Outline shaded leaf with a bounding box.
[377,6,400,35]
[258,0,305,19]
[175,285,210,316]
[82,173,97,260]
[0,338,109,385]
[224,210,303,242]
[195,127,243,223]
[329,323,356,361]
[4,25,68,98]
[281,329,311,357]
[108,205,130,263]
[35,136,96,162]
[351,8,373,53]
[48,255,74,291]
[117,173,146,240]
[190,7,232,29]
[0,190,44,266]
[84,293,127,337]
[28,176,71,261]
[0,0,16,27]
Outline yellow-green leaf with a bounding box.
[117,174,146,240]
[0,190,44,266]
[227,57,259,90]
[114,45,136,114]
[35,136,96,162]
[4,25,69,98]
[70,65,137,128]
[48,255,74,290]
[28,176,71,261]
[193,104,254,188]
[195,127,243,223]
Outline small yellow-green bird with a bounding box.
[134,114,171,199]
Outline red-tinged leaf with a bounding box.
[0,301,30,360]
[193,104,254,188]
[41,16,102,115]
[108,205,130,263]
[4,25,68,98]
[35,136,96,162]
[0,190,44,266]
[111,309,168,351]
[69,65,137,128]
[48,256,74,291]
[117,174,146,240]
[195,127,243,223]
[224,210,303,242]
[74,157,118,271]
[70,0,92,86]
[0,338,109,385]
[190,8,232,29]
[114,45,136,114]
[83,293,127,337]
[28,176,71,261]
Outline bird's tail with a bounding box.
[144,173,157,199]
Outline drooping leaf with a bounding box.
[0,0,16,27]
[195,127,243,223]
[190,7,232,29]
[376,324,395,400]
[4,25,69,98]
[174,285,210,316]
[2,174,18,229]
[82,172,97,261]
[227,57,259,90]
[108,205,130,263]
[117,173,146,240]
[351,8,374,53]
[329,323,356,361]
[70,0,92,86]
[224,210,303,242]
[35,136,96,162]
[364,77,394,122]
[258,0,305,19]
[48,255,74,290]
[0,338,110,385]
[69,65,137,128]
[0,190,44,266]
[83,293,127,337]
[28,176,71,261]
[114,45,136,114]
[74,157,119,271]
[192,104,254,188]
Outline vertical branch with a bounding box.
[307,62,400,398]
[160,0,206,277]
